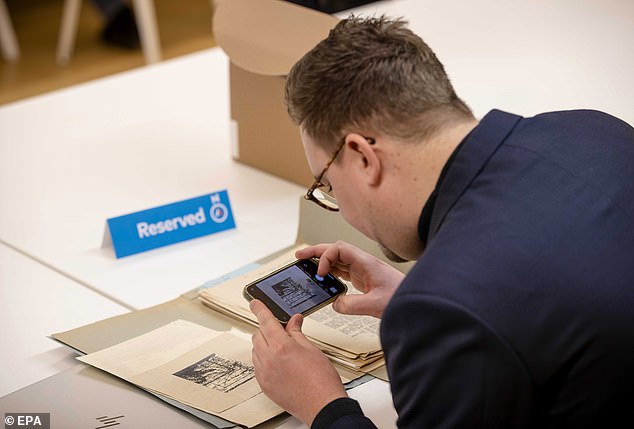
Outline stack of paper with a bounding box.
[198,245,385,374]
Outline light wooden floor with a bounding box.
[0,0,217,106]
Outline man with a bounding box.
[250,15,634,429]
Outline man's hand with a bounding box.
[250,299,347,426]
[296,241,405,318]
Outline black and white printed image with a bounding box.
[173,353,255,393]
[271,276,317,309]
[253,264,333,314]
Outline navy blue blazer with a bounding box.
[315,110,634,429]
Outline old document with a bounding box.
[78,320,282,428]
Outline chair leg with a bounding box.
[0,0,20,62]
[57,0,82,66]
[131,0,161,64]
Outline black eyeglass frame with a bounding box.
[304,136,375,211]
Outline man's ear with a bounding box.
[344,133,382,186]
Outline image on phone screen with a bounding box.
[244,259,346,323]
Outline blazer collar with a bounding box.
[428,109,523,239]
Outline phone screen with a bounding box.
[244,259,347,323]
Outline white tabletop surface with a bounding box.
[0,48,305,310]
[0,242,128,397]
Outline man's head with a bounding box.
[285,16,475,261]
[285,15,473,152]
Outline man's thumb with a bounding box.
[286,313,304,335]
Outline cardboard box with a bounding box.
[213,0,338,187]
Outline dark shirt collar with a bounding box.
[417,138,467,245]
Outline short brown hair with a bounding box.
[285,15,473,151]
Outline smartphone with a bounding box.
[243,259,347,324]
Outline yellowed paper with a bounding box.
[131,334,260,414]
[79,320,283,427]
[77,319,224,379]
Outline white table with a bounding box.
[0,48,305,310]
[0,242,128,397]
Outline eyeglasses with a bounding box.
[305,136,375,212]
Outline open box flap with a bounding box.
[213,0,338,76]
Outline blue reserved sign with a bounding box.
[106,190,236,258]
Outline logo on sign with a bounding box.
[209,194,228,223]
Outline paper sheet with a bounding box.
[79,320,282,428]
